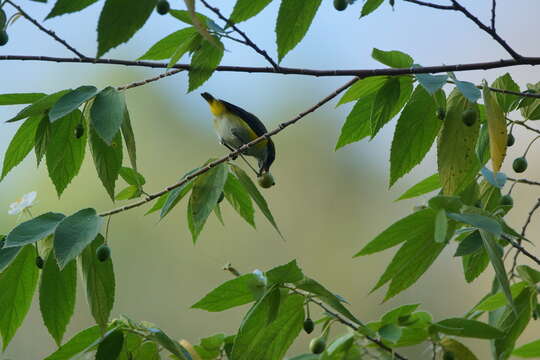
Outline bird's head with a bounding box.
[201,92,226,116]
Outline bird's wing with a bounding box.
[220,100,268,137]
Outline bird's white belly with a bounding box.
[213,115,265,159]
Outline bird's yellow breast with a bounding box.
[209,100,227,117]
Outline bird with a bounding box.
[201,92,275,188]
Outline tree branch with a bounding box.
[4,0,86,59]
[2,54,540,83]
[509,120,540,134]
[99,77,360,217]
[507,177,540,187]
[199,0,280,70]
[449,0,521,59]
[117,69,184,91]
[491,0,496,31]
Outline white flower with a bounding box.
[8,191,37,215]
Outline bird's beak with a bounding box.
[201,92,214,103]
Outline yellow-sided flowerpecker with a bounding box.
[201,92,275,188]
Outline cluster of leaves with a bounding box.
[2,0,540,359]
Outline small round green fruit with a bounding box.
[507,133,515,147]
[462,109,477,127]
[303,318,314,334]
[500,194,513,207]
[443,351,455,360]
[513,157,528,173]
[334,0,348,11]
[0,31,8,46]
[96,244,111,262]
[35,256,44,269]
[257,173,275,188]
[309,337,326,354]
[436,108,446,120]
[74,123,84,139]
[156,0,170,15]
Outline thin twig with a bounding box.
[4,0,86,59]
[508,198,540,275]
[507,177,540,187]
[510,120,540,135]
[199,0,280,70]
[448,80,540,99]
[117,69,184,91]
[99,77,359,217]
[450,0,522,59]
[3,55,540,82]
[491,0,496,31]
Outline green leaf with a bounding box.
[381,304,420,325]
[390,86,441,185]
[396,174,441,201]
[115,185,140,200]
[46,110,87,196]
[224,173,255,227]
[474,282,528,311]
[440,338,479,360]
[46,0,99,19]
[139,27,198,60]
[355,208,435,256]
[0,245,21,273]
[97,0,157,57]
[5,212,65,247]
[371,48,413,68]
[452,76,481,103]
[0,93,45,105]
[49,86,98,122]
[96,329,124,360]
[54,208,103,269]
[119,167,145,186]
[44,326,101,360]
[360,0,384,17]
[295,277,362,326]
[39,254,77,346]
[434,209,447,243]
[230,164,282,238]
[1,115,41,180]
[513,339,540,358]
[275,0,322,61]
[335,93,375,150]
[434,318,504,339]
[371,213,445,300]
[266,260,304,285]
[81,234,115,332]
[378,324,402,343]
[321,333,362,358]
[120,108,138,171]
[89,128,123,200]
[491,73,520,113]
[516,265,540,285]
[146,328,192,360]
[447,213,502,237]
[6,90,70,123]
[188,38,224,91]
[493,287,534,360]
[481,166,506,189]
[134,341,160,360]
[90,87,126,144]
[454,231,482,256]
[169,9,211,25]
[462,246,489,283]
[231,290,304,360]
[191,273,263,312]
[35,115,52,165]
[0,245,39,349]
[370,77,401,137]
[338,76,386,106]
[415,71,448,94]
[187,162,228,242]
[230,0,273,23]
[479,230,514,314]
[167,31,201,68]
[437,89,480,195]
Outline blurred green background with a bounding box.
[1,1,539,358]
